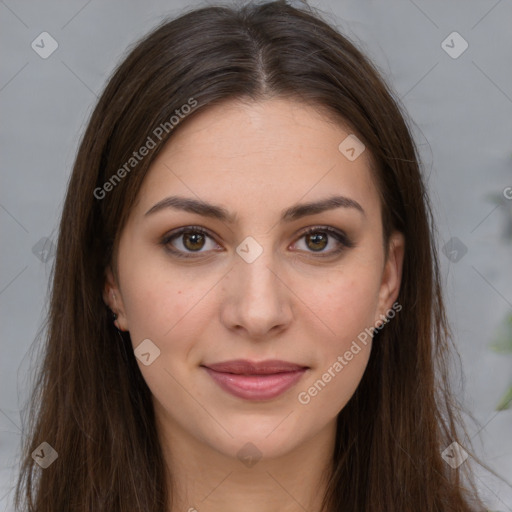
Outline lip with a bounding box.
[202,359,309,401]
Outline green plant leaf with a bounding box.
[490,312,512,354]
[496,385,512,411]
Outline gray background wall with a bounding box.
[1,0,511,509]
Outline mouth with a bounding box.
[201,359,309,401]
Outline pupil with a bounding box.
[184,232,204,251]
[307,232,327,251]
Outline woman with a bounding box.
[15,1,490,510]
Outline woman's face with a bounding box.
[105,98,404,461]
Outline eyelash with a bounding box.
[160,225,354,259]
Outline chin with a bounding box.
[205,412,316,462]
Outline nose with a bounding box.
[220,244,294,340]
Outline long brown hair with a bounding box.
[16,1,489,510]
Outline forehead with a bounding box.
[132,97,380,223]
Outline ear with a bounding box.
[103,266,129,332]
[374,231,404,324]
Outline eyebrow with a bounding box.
[144,194,365,222]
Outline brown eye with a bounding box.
[161,226,220,257]
[305,232,328,251]
[293,226,354,256]
[182,231,206,251]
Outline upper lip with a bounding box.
[202,359,308,375]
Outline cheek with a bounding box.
[293,266,381,414]
[312,276,377,369]
[120,260,216,346]
[303,265,382,346]
[120,268,216,400]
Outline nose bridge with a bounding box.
[238,245,279,297]
[222,236,292,336]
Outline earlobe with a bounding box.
[376,231,405,321]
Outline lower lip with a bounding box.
[203,367,307,401]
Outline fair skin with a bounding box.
[104,98,404,512]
